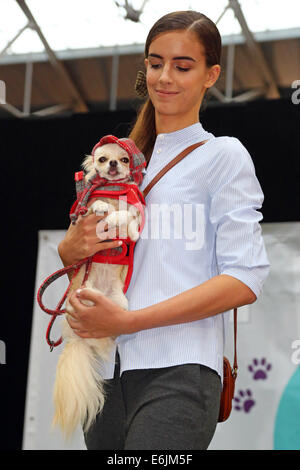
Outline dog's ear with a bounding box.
[81,154,94,174]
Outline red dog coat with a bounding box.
[37,135,146,348]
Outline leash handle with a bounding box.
[37,257,91,350]
[37,258,88,316]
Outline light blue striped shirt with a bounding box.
[101,122,270,380]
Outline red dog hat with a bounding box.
[92,135,146,186]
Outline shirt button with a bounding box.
[159,134,164,139]
[157,149,162,154]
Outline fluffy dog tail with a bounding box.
[52,333,113,438]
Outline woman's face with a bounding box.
[145,30,220,128]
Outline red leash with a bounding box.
[37,256,93,350]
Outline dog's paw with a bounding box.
[90,200,110,215]
[105,211,119,226]
[128,220,140,241]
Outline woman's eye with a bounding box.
[150,63,189,72]
[98,157,107,163]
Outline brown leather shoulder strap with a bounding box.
[233,307,238,376]
[143,140,207,198]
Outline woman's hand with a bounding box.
[67,288,135,338]
[58,210,121,267]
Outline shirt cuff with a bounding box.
[219,265,270,299]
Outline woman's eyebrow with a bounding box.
[148,53,196,62]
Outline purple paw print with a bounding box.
[248,358,272,380]
[234,389,255,413]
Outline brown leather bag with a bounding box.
[143,141,238,423]
[218,308,238,422]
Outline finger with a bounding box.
[68,292,87,312]
[92,239,122,256]
[75,288,103,305]
[66,315,96,338]
[71,326,89,337]
[67,316,83,330]
[97,238,122,247]
[96,219,116,237]
[67,313,80,323]
[102,224,121,236]
[65,303,80,320]
[96,228,116,241]
[97,229,122,243]
[97,222,121,236]
[79,212,108,226]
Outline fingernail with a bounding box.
[76,289,82,295]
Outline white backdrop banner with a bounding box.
[22,223,300,450]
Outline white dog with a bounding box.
[52,137,145,437]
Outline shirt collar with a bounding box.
[156,122,208,143]
[150,122,214,163]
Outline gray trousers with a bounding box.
[84,353,222,450]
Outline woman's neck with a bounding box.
[155,113,200,135]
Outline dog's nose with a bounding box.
[109,160,118,167]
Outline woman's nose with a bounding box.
[158,64,172,84]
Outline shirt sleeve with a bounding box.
[209,137,270,299]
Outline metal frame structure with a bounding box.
[0,0,285,117]
[114,0,149,22]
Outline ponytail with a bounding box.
[129,98,156,166]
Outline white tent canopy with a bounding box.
[0,0,300,116]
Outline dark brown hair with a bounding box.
[129,11,222,163]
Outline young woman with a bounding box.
[58,11,270,450]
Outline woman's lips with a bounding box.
[155,90,179,97]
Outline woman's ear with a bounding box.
[204,64,221,89]
[144,58,149,70]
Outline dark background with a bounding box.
[0,97,299,450]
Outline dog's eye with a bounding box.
[98,156,107,163]
[121,157,129,164]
